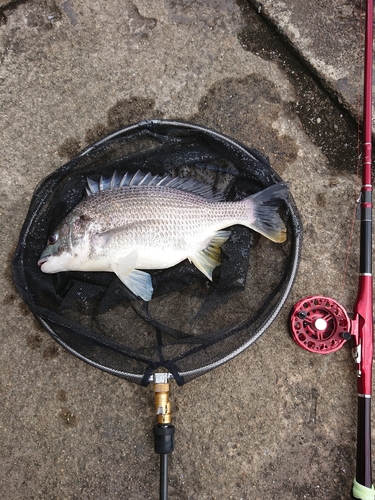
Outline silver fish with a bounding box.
[38,170,288,301]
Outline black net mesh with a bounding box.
[12,120,302,385]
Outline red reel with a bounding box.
[290,296,352,354]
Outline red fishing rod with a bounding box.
[290,1,374,498]
[352,1,374,496]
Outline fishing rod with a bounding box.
[290,1,374,498]
[352,0,374,496]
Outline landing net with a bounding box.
[12,120,302,385]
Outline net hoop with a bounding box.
[12,120,302,385]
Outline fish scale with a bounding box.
[82,188,237,243]
[38,171,289,301]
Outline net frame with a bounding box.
[12,120,302,385]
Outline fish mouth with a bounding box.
[37,256,49,267]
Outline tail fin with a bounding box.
[245,182,289,243]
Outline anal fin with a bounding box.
[190,230,231,281]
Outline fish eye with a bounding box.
[48,233,58,245]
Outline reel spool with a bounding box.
[290,295,352,354]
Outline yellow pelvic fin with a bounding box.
[190,230,231,280]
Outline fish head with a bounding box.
[38,211,92,273]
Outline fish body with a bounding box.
[38,170,288,301]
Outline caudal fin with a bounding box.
[245,182,288,243]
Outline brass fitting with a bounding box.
[153,373,172,424]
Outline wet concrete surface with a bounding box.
[0,1,373,499]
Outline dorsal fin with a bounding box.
[85,170,225,201]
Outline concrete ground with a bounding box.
[0,0,372,499]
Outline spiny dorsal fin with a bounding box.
[85,170,225,201]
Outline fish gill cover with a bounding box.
[12,120,302,385]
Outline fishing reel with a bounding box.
[290,295,352,354]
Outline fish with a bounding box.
[38,170,288,301]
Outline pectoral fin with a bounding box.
[111,251,153,301]
[190,230,231,280]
